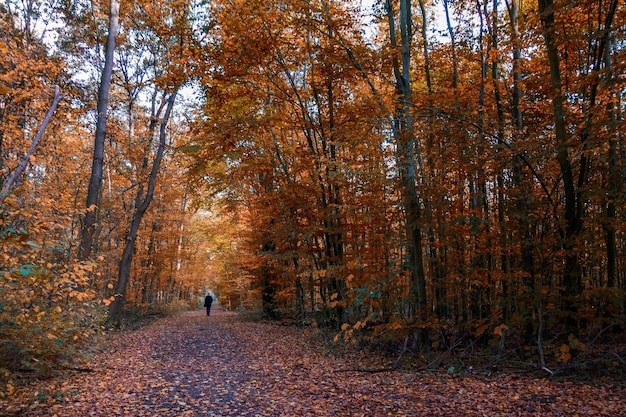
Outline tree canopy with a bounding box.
[1,0,625,375]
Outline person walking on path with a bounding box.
[204,293,214,316]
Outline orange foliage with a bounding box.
[187,0,626,367]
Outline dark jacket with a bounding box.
[204,295,213,306]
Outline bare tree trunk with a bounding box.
[604,37,620,289]
[442,0,457,89]
[595,5,620,299]
[109,90,178,319]
[505,0,535,343]
[78,0,120,261]
[141,220,158,304]
[386,0,428,344]
[1,86,65,198]
[538,0,582,305]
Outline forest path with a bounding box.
[3,307,625,416]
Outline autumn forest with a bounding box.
[1,0,625,379]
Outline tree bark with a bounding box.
[604,36,620,289]
[108,89,178,319]
[1,86,65,198]
[78,0,120,261]
[386,0,428,335]
[506,0,535,343]
[538,0,582,301]
[442,0,458,89]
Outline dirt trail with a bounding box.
[2,307,625,416]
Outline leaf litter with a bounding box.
[2,308,625,416]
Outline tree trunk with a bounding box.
[538,0,582,303]
[604,36,620,289]
[78,0,120,261]
[141,220,158,304]
[386,0,428,340]
[505,0,535,342]
[1,86,65,197]
[442,0,457,89]
[538,0,618,308]
[109,90,178,319]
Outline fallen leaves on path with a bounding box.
[2,308,625,416]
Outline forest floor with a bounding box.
[1,307,625,416]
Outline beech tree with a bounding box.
[385,0,429,346]
[77,0,120,261]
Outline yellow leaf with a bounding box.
[558,344,571,362]
[389,320,403,330]
[493,324,509,337]
[473,323,488,337]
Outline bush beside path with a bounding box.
[2,307,625,416]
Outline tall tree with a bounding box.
[77,0,120,261]
[109,89,178,318]
[538,0,620,318]
[386,0,428,343]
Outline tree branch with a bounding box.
[1,86,65,198]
